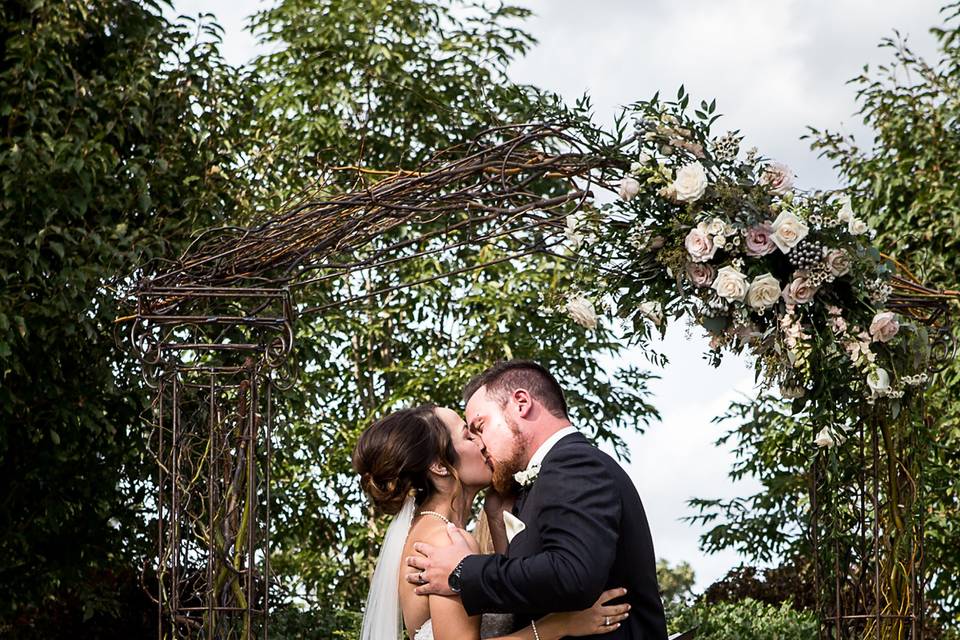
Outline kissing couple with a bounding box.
[353,360,669,639]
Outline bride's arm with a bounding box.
[482,588,631,640]
[481,490,514,554]
[424,526,483,640]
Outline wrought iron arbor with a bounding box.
[123,124,957,639]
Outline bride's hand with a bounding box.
[545,588,630,637]
[482,488,515,519]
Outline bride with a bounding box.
[352,403,631,640]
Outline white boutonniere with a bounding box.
[513,464,541,488]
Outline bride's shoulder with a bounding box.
[410,518,479,551]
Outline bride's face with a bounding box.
[435,407,492,489]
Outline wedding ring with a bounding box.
[604,616,610,626]
[419,571,426,584]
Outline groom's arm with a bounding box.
[459,447,621,616]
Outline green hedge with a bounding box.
[668,597,817,640]
[267,606,363,640]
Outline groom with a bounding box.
[406,360,668,639]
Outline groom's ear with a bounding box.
[513,389,532,418]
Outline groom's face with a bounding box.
[465,386,528,493]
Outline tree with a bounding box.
[237,0,661,608]
[0,0,250,632]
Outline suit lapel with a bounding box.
[509,431,587,526]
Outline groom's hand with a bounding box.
[405,523,473,596]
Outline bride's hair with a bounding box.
[352,403,460,515]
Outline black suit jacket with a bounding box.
[460,432,668,640]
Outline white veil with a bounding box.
[360,494,416,640]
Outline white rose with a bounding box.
[869,311,900,343]
[814,427,835,448]
[770,210,810,254]
[672,162,708,202]
[684,227,718,262]
[713,234,727,248]
[619,177,641,201]
[848,217,869,235]
[565,295,598,329]
[837,195,855,223]
[745,273,782,310]
[706,217,726,236]
[711,265,749,302]
[866,367,891,398]
[637,300,664,326]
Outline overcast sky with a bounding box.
[174,0,947,591]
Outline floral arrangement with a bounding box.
[555,89,932,449]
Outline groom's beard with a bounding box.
[489,418,528,495]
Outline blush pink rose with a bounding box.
[781,276,818,305]
[744,222,776,257]
[685,262,715,287]
[869,311,899,343]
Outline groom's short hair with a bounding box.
[463,360,569,419]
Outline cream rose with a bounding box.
[867,367,891,398]
[711,265,749,302]
[746,273,782,311]
[684,227,718,262]
[770,210,809,254]
[619,177,641,201]
[869,311,899,343]
[672,162,708,202]
[814,427,835,448]
[781,276,818,305]
[565,295,598,329]
[848,217,869,235]
[836,195,855,223]
[760,162,795,194]
[825,249,851,277]
[685,262,715,287]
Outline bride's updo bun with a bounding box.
[352,403,460,515]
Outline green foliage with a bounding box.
[668,598,818,640]
[244,0,537,206]
[238,0,660,609]
[657,558,696,620]
[0,0,250,628]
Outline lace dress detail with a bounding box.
[414,619,434,640]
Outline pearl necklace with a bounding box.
[419,510,452,525]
